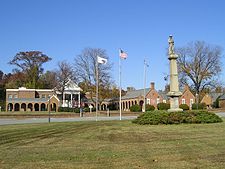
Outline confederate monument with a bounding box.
[167,35,183,112]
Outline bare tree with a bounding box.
[9,51,52,88]
[55,61,76,105]
[176,41,223,98]
[74,48,112,104]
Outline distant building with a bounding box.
[219,94,225,108]
[179,85,195,109]
[201,92,223,108]
[146,82,166,108]
[6,87,59,112]
[56,79,82,108]
[119,82,196,111]
[6,80,82,112]
[121,82,167,111]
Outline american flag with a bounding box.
[119,49,128,59]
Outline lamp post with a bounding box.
[48,98,51,123]
[196,93,199,110]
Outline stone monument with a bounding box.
[167,35,183,112]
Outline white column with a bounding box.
[62,93,65,107]
[70,93,72,107]
[78,92,81,108]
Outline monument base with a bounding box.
[168,108,183,112]
[168,96,183,112]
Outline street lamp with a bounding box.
[196,93,199,110]
[48,98,51,123]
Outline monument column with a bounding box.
[167,35,183,112]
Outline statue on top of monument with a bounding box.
[168,35,174,55]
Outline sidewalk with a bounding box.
[0,115,137,125]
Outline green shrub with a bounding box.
[58,107,80,113]
[82,107,96,112]
[132,110,222,125]
[132,111,168,125]
[157,103,170,110]
[192,103,207,110]
[130,104,142,112]
[212,97,220,108]
[0,100,5,112]
[145,104,155,111]
[179,104,189,110]
[107,103,118,110]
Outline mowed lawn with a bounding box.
[0,120,225,169]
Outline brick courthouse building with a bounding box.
[5,80,82,112]
[5,82,200,112]
[120,82,195,111]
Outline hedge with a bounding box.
[58,107,80,113]
[192,103,207,110]
[145,104,155,111]
[157,103,170,110]
[179,104,189,110]
[130,104,142,112]
[132,110,223,125]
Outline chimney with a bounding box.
[150,82,155,90]
[184,84,189,91]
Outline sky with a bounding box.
[1,0,225,90]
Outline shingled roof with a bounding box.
[158,90,168,100]
[219,93,225,100]
[121,88,150,100]
[210,92,224,102]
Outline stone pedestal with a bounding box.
[167,35,183,112]
[167,97,183,112]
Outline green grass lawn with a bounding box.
[0,120,225,169]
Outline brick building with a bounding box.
[6,87,59,112]
[120,82,167,111]
[6,80,82,112]
[120,83,196,111]
[179,85,195,109]
[146,82,167,107]
[201,92,223,108]
[219,94,225,108]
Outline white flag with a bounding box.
[97,56,107,64]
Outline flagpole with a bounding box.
[143,59,146,113]
[96,57,98,121]
[119,50,122,120]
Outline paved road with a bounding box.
[216,112,225,118]
[0,116,137,125]
[0,112,224,126]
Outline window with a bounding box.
[41,94,46,98]
[8,94,12,99]
[163,100,166,103]
[14,94,18,98]
[190,99,194,105]
[182,98,185,104]
[147,99,150,104]
[156,98,160,104]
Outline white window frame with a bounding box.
[147,98,150,105]
[156,98,160,104]
[182,98,185,104]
